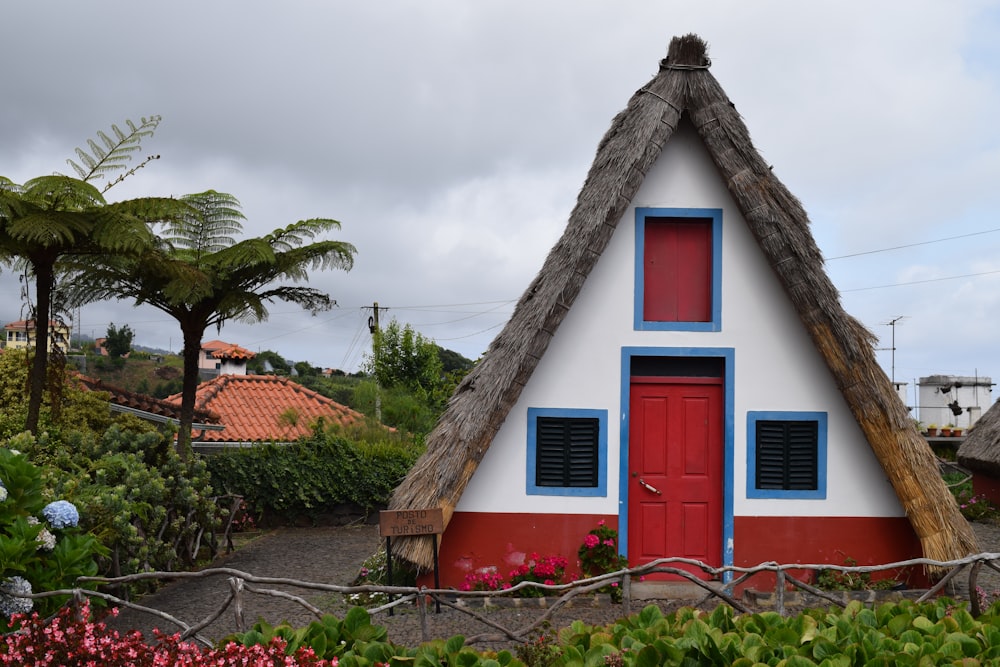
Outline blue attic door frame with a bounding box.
[634,208,722,332]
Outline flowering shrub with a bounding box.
[508,554,571,597]
[460,567,506,592]
[458,554,572,597]
[17,426,225,590]
[956,491,999,521]
[0,601,336,666]
[578,520,628,578]
[0,448,106,628]
[578,521,630,601]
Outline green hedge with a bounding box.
[204,432,421,524]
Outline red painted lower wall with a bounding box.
[418,512,929,590]
[733,515,928,590]
[972,473,1000,506]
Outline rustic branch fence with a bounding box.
[18,551,1000,648]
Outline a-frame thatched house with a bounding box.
[957,401,1000,503]
[389,34,977,589]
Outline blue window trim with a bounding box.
[634,207,723,332]
[526,407,608,497]
[746,411,828,500]
[618,347,735,579]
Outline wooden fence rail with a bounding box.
[19,551,1000,648]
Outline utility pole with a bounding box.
[882,315,907,386]
[368,302,386,422]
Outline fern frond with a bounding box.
[65,115,162,185]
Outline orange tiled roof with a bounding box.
[210,344,256,360]
[167,374,366,443]
[4,319,67,329]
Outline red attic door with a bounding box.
[628,377,722,580]
[643,218,712,322]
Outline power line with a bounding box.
[842,267,1000,292]
[826,227,1000,261]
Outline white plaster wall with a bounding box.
[457,120,902,519]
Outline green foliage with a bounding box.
[294,361,321,377]
[66,115,162,187]
[14,427,224,587]
[814,556,898,592]
[227,599,1000,667]
[0,448,107,628]
[247,349,291,375]
[104,322,134,358]
[205,430,421,523]
[366,319,443,394]
[229,607,522,667]
[0,348,144,439]
[352,380,441,436]
[228,607,404,663]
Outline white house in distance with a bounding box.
[917,374,993,431]
[199,340,255,378]
[388,35,975,591]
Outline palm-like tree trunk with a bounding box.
[177,325,204,461]
[25,261,54,434]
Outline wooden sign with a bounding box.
[379,508,444,537]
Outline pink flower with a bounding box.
[584,534,600,548]
[598,520,606,526]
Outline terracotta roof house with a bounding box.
[388,34,976,590]
[168,374,367,450]
[4,319,71,353]
[957,400,1000,503]
[199,340,255,377]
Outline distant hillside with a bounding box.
[73,353,185,399]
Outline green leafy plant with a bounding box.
[815,555,898,591]
[514,621,561,667]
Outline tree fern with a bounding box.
[65,116,161,188]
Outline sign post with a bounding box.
[378,508,444,614]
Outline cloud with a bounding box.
[2,0,1000,386]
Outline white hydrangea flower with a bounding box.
[36,527,56,551]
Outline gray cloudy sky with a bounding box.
[3,2,1000,393]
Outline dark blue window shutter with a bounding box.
[756,420,818,490]
[536,417,599,487]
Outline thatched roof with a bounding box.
[389,34,978,569]
[957,400,1000,476]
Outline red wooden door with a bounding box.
[628,378,722,580]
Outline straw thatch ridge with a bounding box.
[389,34,978,569]
[958,401,1000,477]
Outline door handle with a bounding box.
[638,478,662,495]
